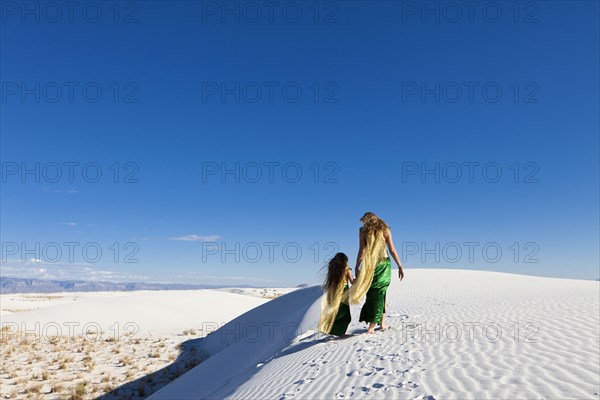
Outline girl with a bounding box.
[319,252,355,336]
[349,212,404,334]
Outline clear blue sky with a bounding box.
[1,1,598,286]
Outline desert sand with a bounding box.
[0,288,289,399]
[149,270,600,400]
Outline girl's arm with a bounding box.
[346,268,355,285]
[385,229,404,280]
[355,229,365,277]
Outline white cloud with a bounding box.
[61,222,77,227]
[168,234,221,242]
[2,258,74,267]
[42,187,79,194]
[0,263,149,282]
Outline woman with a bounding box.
[348,212,404,334]
[319,252,355,336]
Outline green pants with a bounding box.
[359,258,392,324]
[329,297,351,336]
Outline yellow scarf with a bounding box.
[318,268,348,334]
[347,229,386,305]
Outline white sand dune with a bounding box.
[0,289,276,399]
[149,269,600,400]
[0,289,269,337]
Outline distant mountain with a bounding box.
[0,277,257,294]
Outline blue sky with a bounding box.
[1,1,598,286]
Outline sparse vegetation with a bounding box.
[0,326,207,400]
[70,381,87,400]
[28,382,43,393]
[83,355,95,370]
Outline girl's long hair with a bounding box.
[323,252,349,294]
[319,252,349,334]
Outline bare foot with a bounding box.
[367,322,376,334]
[379,315,389,330]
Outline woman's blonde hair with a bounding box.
[346,212,390,305]
[360,212,389,235]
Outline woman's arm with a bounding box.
[385,229,404,280]
[355,229,365,277]
[346,268,355,285]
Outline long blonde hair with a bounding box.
[347,212,389,304]
[319,253,349,334]
[360,212,389,236]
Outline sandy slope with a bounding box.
[0,289,274,399]
[149,269,600,400]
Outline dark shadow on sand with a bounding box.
[96,337,208,400]
[98,286,324,399]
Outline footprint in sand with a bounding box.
[347,366,384,377]
[335,386,355,398]
[293,378,316,385]
[379,353,402,361]
[279,378,317,400]
[386,312,402,317]
[356,341,383,351]
[382,368,422,380]
[400,380,419,388]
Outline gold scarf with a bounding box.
[346,229,386,305]
[318,269,348,334]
